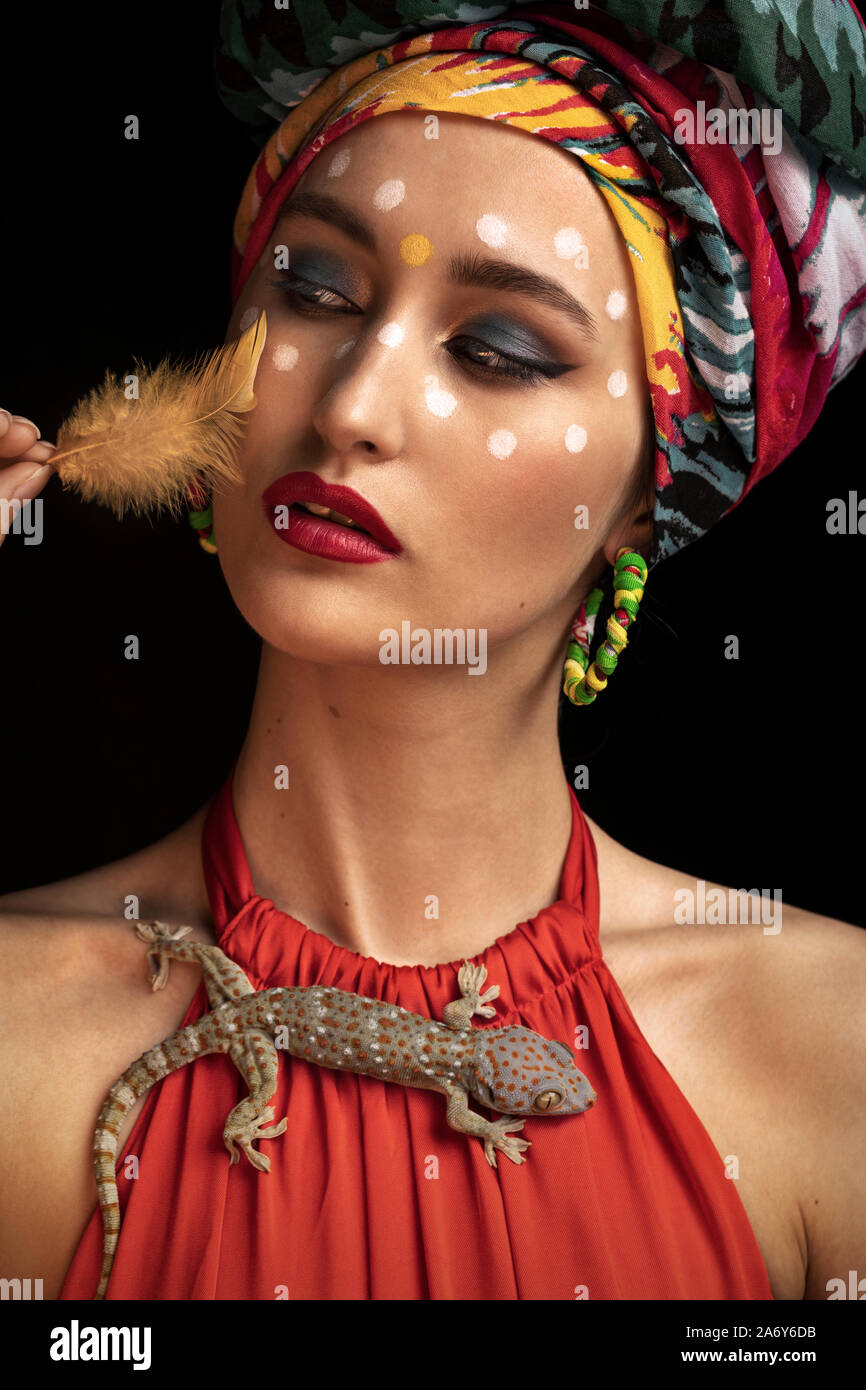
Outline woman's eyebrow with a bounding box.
[275,189,600,343]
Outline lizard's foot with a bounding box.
[483,1118,531,1169]
[224,1105,288,1173]
[135,921,194,991]
[457,961,500,1019]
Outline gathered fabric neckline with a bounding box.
[200,755,602,1014]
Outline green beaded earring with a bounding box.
[187,478,217,553]
[562,548,648,706]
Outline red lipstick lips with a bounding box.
[261,471,402,564]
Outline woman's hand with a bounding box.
[0,410,56,547]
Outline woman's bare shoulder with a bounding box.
[0,800,217,1046]
[586,808,866,1058]
[585,810,864,947]
[0,806,218,1298]
[586,812,866,1300]
[0,800,215,930]
[0,798,218,1080]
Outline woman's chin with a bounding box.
[231,592,390,666]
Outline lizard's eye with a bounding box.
[534,1090,563,1111]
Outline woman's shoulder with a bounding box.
[588,809,866,1076]
[0,802,217,1055]
[586,807,865,952]
[0,808,218,1298]
[0,801,215,931]
[588,813,866,1299]
[0,799,218,1095]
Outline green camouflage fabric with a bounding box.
[214,0,866,181]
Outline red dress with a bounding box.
[60,762,773,1299]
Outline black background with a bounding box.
[2,2,862,928]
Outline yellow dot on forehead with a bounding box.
[399,234,434,267]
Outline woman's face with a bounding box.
[213,111,651,669]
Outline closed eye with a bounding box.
[268,272,352,313]
[267,272,569,386]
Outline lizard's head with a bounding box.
[468,1027,596,1117]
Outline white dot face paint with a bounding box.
[606,289,627,320]
[377,322,404,348]
[424,374,457,418]
[475,214,508,248]
[372,179,405,212]
[607,370,628,397]
[328,149,351,178]
[554,228,586,261]
[272,344,299,371]
[565,424,587,453]
[487,429,517,459]
[334,337,357,359]
[239,306,261,332]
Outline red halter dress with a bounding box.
[60,762,773,1299]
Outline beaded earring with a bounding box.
[187,478,218,553]
[562,548,648,706]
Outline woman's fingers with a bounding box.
[4,451,55,494]
[0,413,56,548]
[1,440,56,498]
[0,411,43,458]
[10,439,56,466]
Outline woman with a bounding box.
[1,0,864,1301]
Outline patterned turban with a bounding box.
[209,0,866,570]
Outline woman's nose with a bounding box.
[310,325,413,461]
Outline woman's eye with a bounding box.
[446,335,565,385]
[267,272,355,313]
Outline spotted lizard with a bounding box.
[92,920,597,1299]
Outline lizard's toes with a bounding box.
[257,1123,287,1140]
[495,1118,525,1135]
[460,960,483,984]
[229,1135,272,1172]
[483,1140,499,1168]
[500,1138,531,1164]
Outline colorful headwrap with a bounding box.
[212,0,866,570]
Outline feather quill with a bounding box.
[50,310,268,520]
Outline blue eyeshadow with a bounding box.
[290,250,358,298]
[463,313,554,361]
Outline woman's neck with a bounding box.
[230,642,577,966]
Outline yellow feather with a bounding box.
[50,311,268,520]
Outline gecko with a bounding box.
[91,920,597,1299]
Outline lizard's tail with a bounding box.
[92,1021,217,1300]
